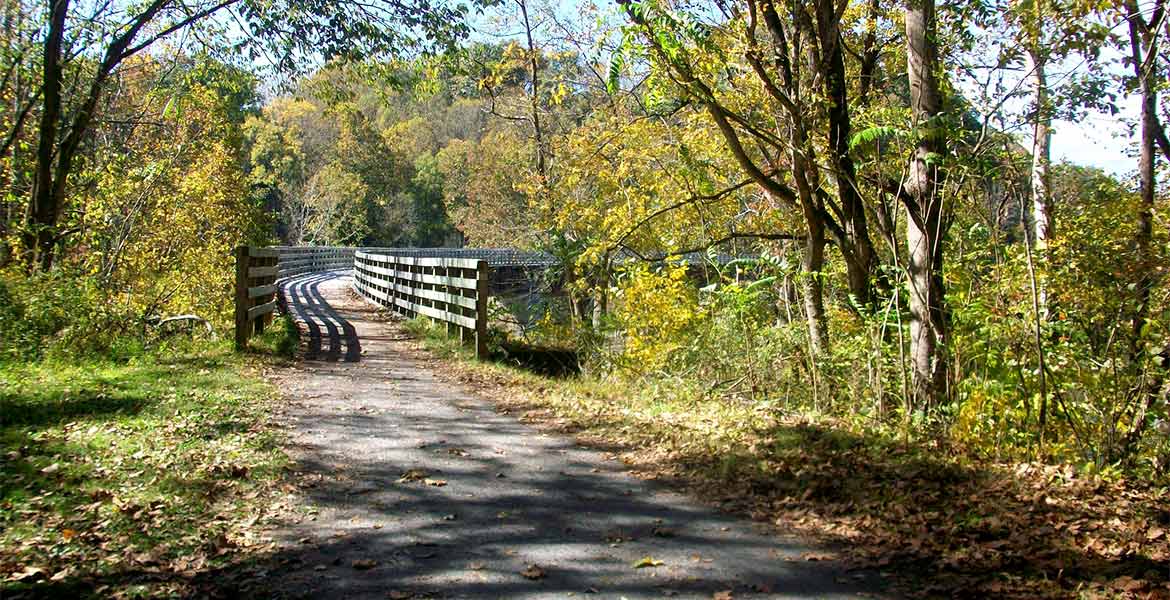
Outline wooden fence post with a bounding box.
[234,245,249,350]
[475,261,489,359]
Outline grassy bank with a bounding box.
[0,325,295,598]
[405,318,1170,599]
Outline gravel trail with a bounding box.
[267,271,881,600]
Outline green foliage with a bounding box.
[247,315,301,360]
[0,271,141,363]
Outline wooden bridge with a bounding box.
[233,246,555,358]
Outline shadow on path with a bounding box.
[245,273,881,599]
[279,271,361,362]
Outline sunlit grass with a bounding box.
[0,339,289,597]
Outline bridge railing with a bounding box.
[273,246,356,279]
[352,250,489,358]
[233,245,356,349]
[233,246,280,349]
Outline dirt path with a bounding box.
[266,272,880,599]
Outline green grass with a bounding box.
[246,315,300,360]
[0,338,290,598]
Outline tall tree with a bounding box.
[19,0,472,270]
[903,0,950,410]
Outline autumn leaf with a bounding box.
[632,556,664,568]
[520,564,546,579]
[398,469,428,482]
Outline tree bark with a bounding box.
[23,0,68,270]
[903,0,949,410]
[517,0,547,181]
[1126,0,1158,350]
[1028,50,1053,251]
[857,0,882,107]
[801,201,829,356]
[814,0,878,310]
[1029,48,1052,315]
[1115,0,1165,458]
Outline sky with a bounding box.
[1051,102,1139,176]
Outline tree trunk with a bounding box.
[1126,0,1157,350]
[801,208,829,356]
[857,0,882,107]
[23,0,68,271]
[1028,53,1053,249]
[765,0,878,311]
[903,0,949,410]
[517,0,546,181]
[815,0,878,310]
[1114,0,1164,459]
[1028,29,1053,313]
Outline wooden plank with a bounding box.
[248,265,279,278]
[277,257,318,266]
[248,284,276,299]
[358,276,476,310]
[410,271,478,289]
[357,252,482,270]
[248,247,279,258]
[358,264,476,290]
[416,302,477,329]
[247,300,278,320]
[234,246,249,350]
[397,283,476,309]
[353,277,477,329]
[475,261,489,359]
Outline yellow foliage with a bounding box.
[79,76,263,327]
[614,264,701,372]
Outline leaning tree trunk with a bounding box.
[903,0,949,411]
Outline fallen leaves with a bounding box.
[520,564,546,579]
[397,469,429,482]
[0,355,292,599]
[396,469,447,487]
[6,566,45,583]
[632,556,664,568]
[351,559,378,570]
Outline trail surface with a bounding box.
[268,271,880,599]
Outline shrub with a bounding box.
[0,270,142,362]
